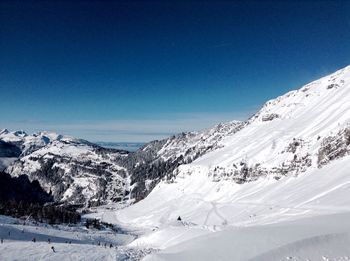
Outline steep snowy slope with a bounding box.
[183,65,350,182]
[0,215,140,261]
[95,155,350,260]
[104,65,350,259]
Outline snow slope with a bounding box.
[104,65,350,260]
[116,65,350,226]
[188,65,350,182]
[146,212,350,261]
[116,155,350,229]
[0,215,143,261]
[109,146,350,260]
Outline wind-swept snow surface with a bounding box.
[146,213,350,261]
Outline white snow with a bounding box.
[189,65,350,175]
[145,212,350,261]
[107,65,350,260]
[100,153,350,260]
[0,215,136,261]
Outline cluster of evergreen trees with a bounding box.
[0,171,52,203]
[84,218,103,229]
[84,218,120,232]
[0,171,81,224]
[0,201,81,224]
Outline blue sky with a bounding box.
[1,0,350,142]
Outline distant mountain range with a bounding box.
[95,142,145,152]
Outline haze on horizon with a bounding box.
[1,0,350,142]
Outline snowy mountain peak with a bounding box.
[12,130,28,137]
[157,120,243,161]
[249,65,350,125]
[33,131,62,139]
[0,129,79,147]
[0,129,9,135]
[0,129,71,156]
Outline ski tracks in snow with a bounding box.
[203,201,228,227]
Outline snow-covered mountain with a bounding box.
[0,121,243,206]
[108,65,350,259]
[178,65,350,183]
[0,129,67,172]
[0,129,64,156]
[0,130,130,206]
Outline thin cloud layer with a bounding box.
[0,111,254,142]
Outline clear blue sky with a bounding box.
[1,0,350,142]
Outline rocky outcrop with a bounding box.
[317,127,350,167]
